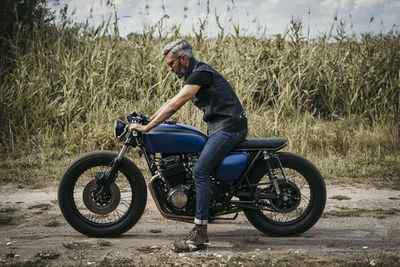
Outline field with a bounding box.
[0,1,400,265]
[0,5,399,189]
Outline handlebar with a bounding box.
[127,111,149,125]
[114,110,148,141]
[115,110,172,141]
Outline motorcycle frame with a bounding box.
[107,131,287,223]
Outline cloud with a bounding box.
[321,0,352,11]
[354,0,384,9]
[56,0,400,37]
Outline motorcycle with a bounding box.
[58,111,326,237]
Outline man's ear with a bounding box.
[181,55,189,66]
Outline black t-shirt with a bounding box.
[184,71,213,88]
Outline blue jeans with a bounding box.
[193,128,248,225]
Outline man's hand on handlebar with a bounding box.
[129,123,149,133]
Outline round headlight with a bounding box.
[114,119,127,138]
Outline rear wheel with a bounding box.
[242,152,326,236]
[58,151,147,237]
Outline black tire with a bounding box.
[242,152,326,236]
[58,150,147,237]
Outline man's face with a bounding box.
[165,53,187,79]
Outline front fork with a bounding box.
[108,144,129,182]
[96,140,131,190]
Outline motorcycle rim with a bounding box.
[73,165,134,225]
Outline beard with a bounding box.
[174,61,187,79]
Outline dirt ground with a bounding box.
[1,185,400,266]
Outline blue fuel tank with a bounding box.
[142,123,207,154]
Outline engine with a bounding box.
[158,155,187,188]
[157,155,196,212]
[156,154,233,214]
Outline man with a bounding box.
[129,39,248,252]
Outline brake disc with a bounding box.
[82,180,121,215]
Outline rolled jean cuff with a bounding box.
[194,218,208,225]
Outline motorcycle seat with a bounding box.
[233,138,287,151]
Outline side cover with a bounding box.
[213,152,248,181]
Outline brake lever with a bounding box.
[117,124,131,139]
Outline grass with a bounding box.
[0,206,19,226]
[0,3,399,189]
[2,145,398,190]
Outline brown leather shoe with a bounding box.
[172,225,209,252]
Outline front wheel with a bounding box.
[58,151,147,237]
[242,152,326,236]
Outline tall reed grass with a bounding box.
[0,7,399,186]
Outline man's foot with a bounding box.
[172,224,209,252]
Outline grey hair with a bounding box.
[162,39,193,58]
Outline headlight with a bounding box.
[114,119,127,138]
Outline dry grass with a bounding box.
[0,3,399,188]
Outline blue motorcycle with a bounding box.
[58,111,326,237]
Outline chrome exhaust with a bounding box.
[148,173,193,223]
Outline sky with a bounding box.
[53,0,400,38]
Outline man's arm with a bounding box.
[150,99,171,121]
[130,84,201,132]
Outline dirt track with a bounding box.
[1,185,400,266]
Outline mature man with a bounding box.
[129,39,248,252]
